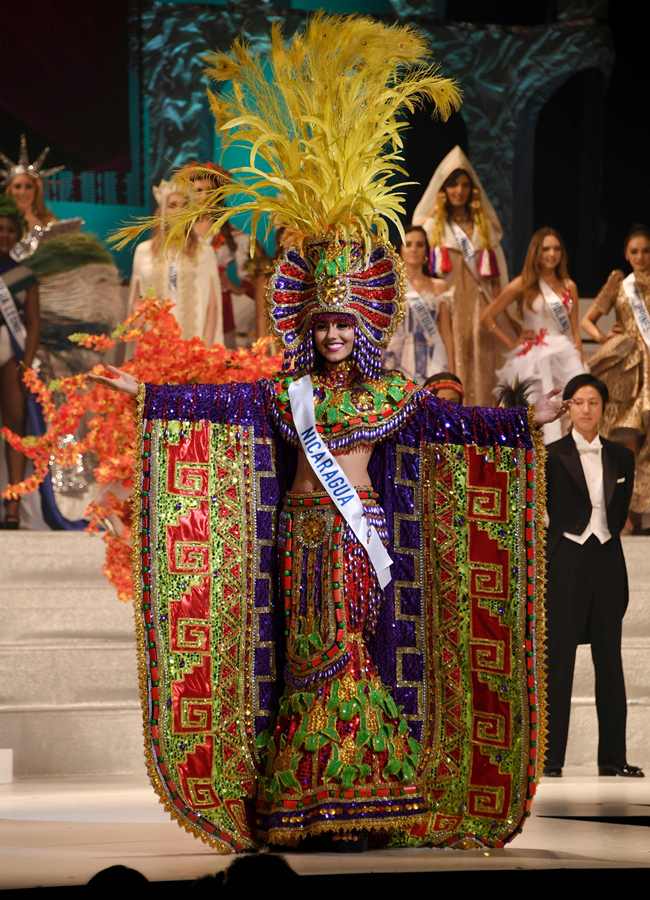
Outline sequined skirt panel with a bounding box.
[255,490,424,844]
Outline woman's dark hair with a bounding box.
[400,224,431,275]
[562,373,609,406]
[494,377,536,409]
[623,224,650,253]
[423,371,462,389]
[441,167,475,193]
[438,168,477,223]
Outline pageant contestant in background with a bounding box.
[482,227,585,444]
[384,224,454,382]
[544,374,643,779]
[127,179,222,345]
[1,135,60,235]
[0,197,39,528]
[188,163,259,347]
[582,226,650,530]
[412,145,510,406]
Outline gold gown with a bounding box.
[588,273,650,513]
[440,223,505,407]
[412,146,512,407]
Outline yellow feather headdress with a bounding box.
[113,13,461,374]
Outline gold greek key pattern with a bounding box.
[468,785,505,817]
[173,541,209,573]
[470,638,506,673]
[186,777,221,807]
[180,698,212,732]
[176,619,211,653]
[173,461,209,497]
[472,711,507,746]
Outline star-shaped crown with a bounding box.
[0,134,64,186]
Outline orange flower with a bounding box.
[1,297,282,601]
[69,333,116,352]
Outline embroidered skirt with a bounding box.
[255,490,424,845]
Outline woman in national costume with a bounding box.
[188,163,260,348]
[128,179,223,345]
[412,146,511,406]
[96,16,561,852]
[581,226,650,527]
[481,228,586,445]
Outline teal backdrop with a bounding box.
[45,1,612,283]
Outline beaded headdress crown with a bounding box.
[0,134,64,187]
[269,239,405,378]
[113,14,461,375]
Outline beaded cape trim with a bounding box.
[527,407,548,778]
[269,370,421,450]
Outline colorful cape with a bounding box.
[133,378,546,851]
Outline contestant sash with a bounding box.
[450,221,479,281]
[0,272,27,351]
[168,259,179,301]
[539,279,571,335]
[288,375,393,588]
[406,286,440,347]
[623,273,650,350]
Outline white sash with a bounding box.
[168,260,179,300]
[0,274,26,351]
[450,221,479,280]
[288,375,393,589]
[539,280,571,335]
[406,287,440,347]
[623,273,650,350]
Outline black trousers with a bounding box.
[545,534,628,768]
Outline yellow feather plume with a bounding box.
[112,13,461,252]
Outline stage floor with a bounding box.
[1,769,649,888]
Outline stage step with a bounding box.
[1,532,648,775]
[0,533,143,776]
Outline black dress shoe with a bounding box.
[543,767,562,777]
[598,763,645,777]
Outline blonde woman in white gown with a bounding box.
[481,227,585,443]
[128,180,223,344]
[384,225,454,383]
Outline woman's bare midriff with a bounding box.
[290,445,373,492]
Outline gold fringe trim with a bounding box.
[130,388,243,854]
[265,813,426,847]
[527,406,548,779]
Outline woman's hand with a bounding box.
[89,365,139,396]
[532,389,567,426]
[605,322,624,339]
[604,269,624,296]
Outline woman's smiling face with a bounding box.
[313,318,355,363]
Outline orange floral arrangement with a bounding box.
[1,299,281,601]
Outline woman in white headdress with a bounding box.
[412,145,510,406]
[129,180,223,345]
